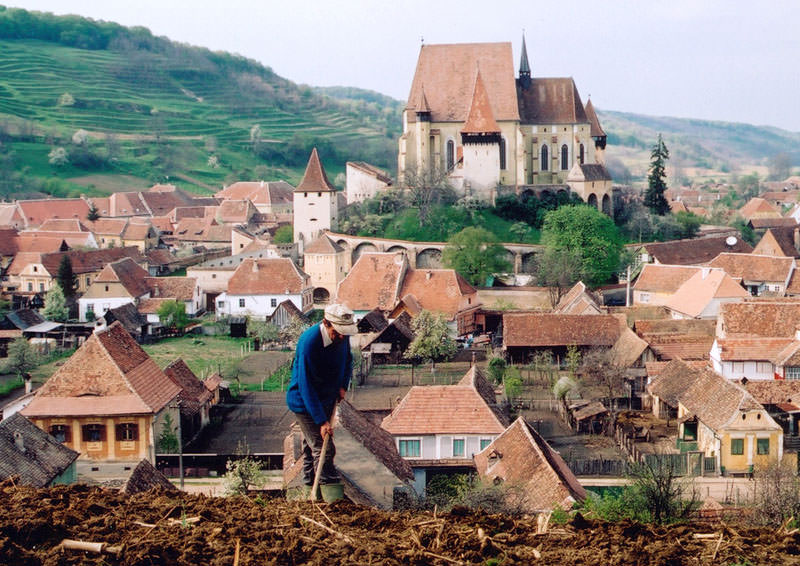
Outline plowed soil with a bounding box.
[2,483,800,565]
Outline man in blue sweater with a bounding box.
[286,303,356,487]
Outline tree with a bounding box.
[405,310,457,372]
[540,204,622,288]
[442,227,511,286]
[273,225,293,244]
[537,247,586,308]
[626,456,697,524]
[754,460,800,526]
[579,347,628,433]
[48,146,68,167]
[56,255,77,299]
[768,152,793,181]
[157,413,179,453]
[509,221,531,242]
[248,319,279,343]
[42,283,69,322]
[644,134,670,215]
[157,300,189,333]
[5,337,39,384]
[223,442,266,495]
[86,202,100,221]
[401,165,456,226]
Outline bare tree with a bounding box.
[580,347,629,433]
[754,460,800,526]
[627,455,698,524]
[400,165,456,226]
[536,247,585,308]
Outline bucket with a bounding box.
[319,483,344,503]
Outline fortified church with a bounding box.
[398,37,613,213]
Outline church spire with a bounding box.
[519,33,531,89]
[461,70,501,140]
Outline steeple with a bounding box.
[519,33,531,89]
[415,85,432,122]
[461,70,501,140]
[295,148,336,193]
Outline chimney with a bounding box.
[13,431,24,453]
[426,271,432,281]
[260,180,265,188]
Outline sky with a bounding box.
[9,0,800,131]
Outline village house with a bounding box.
[708,252,795,296]
[303,233,350,306]
[739,197,782,224]
[635,235,752,267]
[473,416,586,513]
[0,413,79,487]
[752,227,800,259]
[647,359,782,475]
[163,359,214,445]
[216,180,294,215]
[216,199,258,225]
[662,268,749,319]
[634,319,716,362]
[632,264,702,306]
[15,198,91,229]
[552,281,603,315]
[78,257,150,321]
[381,367,508,492]
[284,399,414,509]
[362,312,416,365]
[20,322,182,471]
[172,218,232,249]
[216,258,313,319]
[345,161,393,205]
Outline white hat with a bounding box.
[324,304,358,336]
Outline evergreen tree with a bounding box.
[42,283,69,322]
[87,202,100,221]
[56,255,77,299]
[644,134,670,215]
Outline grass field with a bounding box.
[141,335,254,378]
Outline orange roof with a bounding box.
[145,276,196,301]
[633,264,700,293]
[716,337,795,362]
[38,219,89,232]
[22,322,180,417]
[503,313,621,348]
[720,300,800,337]
[95,258,150,297]
[337,252,408,311]
[664,269,748,318]
[708,253,794,284]
[461,70,500,135]
[382,385,507,435]
[137,297,169,314]
[399,269,477,319]
[227,258,309,295]
[216,181,294,206]
[739,197,781,221]
[406,43,519,123]
[294,148,336,193]
[87,218,127,236]
[16,198,90,227]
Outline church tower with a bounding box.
[584,98,607,165]
[293,148,338,253]
[461,70,501,201]
[414,86,433,176]
[518,34,531,90]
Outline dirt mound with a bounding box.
[1,483,799,565]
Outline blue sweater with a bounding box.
[286,323,352,425]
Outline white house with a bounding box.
[216,258,313,320]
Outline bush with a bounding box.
[487,357,506,384]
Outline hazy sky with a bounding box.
[9,1,800,131]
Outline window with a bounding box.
[33,266,37,272]
[212,273,216,279]
[398,439,420,458]
[27,282,33,292]
[452,438,465,458]
[86,277,91,287]
[480,438,492,451]
[217,301,225,309]
[104,285,109,292]
[116,423,138,442]
[787,367,800,380]
[757,438,770,455]
[239,298,245,308]
[540,145,549,171]
[82,424,105,443]
[39,283,44,292]
[446,140,455,171]
[757,362,772,374]
[730,438,744,455]
[499,137,506,170]
[560,144,569,170]
[579,144,585,165]
[50,424,70,443]
[271,298,277,308]
[639,292,650,304]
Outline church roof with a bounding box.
[406,43,520,123]
[517,77,588,125]
[519,35,531,75]
[294,148,337,193]
[584,99,606,137]
[461,70,501,135]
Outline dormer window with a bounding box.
[33,266,37,272]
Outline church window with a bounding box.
[540,145,549,171]
[446,140,455,171]
[499,137,506,170]
[561,144,569,170]
[579,144,585,165]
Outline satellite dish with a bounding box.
[726,236,738,246]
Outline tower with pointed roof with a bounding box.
[460,70,502,199]
[293,148,339,252]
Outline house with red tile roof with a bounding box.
[663,268,749,319]
[647,359,782,474]
[303,233,349,306]
[635,319,716,362]
[216,199,257,224]
[163,358,214,443]
[0,203,25,229]
[145,276,203,316]
[632,264,701,306]
[216,180,294,214]
[21,322,181,469]
[752,227,800,258]
[172,218,231,249]
[216,258,312,319]
[636,235,752,266]
[739,197,782,223]
[78,258,151,321]
[381,367,508,489]
[474,417,586,513]
[15,198,91,229]
[0,413,79,487]
[553,281,603,315]
[708,253,795,296]
[20,223,98,249]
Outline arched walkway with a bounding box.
[602,194,612,216]
[416,248,443,269]
[587,193,598,209]
[313,287,331,304]
[353,242,378,263]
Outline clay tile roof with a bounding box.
[474,417,586,511]
[0,228,19,255]
[715,337,794,362]
[216,181,295,205]
[337,253,408,311]
[680,367,772,431]
[414,86,432,113]
[95,257,150,298]
[609,327,650,368]
[0,413,79,488]
[645,359,709,379]
[381,381,508,436]
[294,148,336,193]
[584,98,606,137]
[137,297,170,314]
[517,77,588,124]
[145,249,176,266]
[664,269,749,318]
[503,313,622,348]
[338,400,413,482]
[633,264,701,293]
[122,222,155,241]
[87,218,127,236]
[145,277,196,302]
[755,227,798,258]
[739,197,781,221]
[38,218,89,232]
[303,234,344,254]
[750,217,797,229]
[163,358,212,416]
[406,43,519,123]
[121,459,178,495]
[642,236,753,265]
[708,253,794,284]
[22,322,180,417]
[744,379,800,405]
[554,281,601,314]
[218,200,253,222]
[17,198,90,227]
[720,301,800,337]
[399,269,477,319]
[110,192,147,216]
[357,308,389,333]
[227,258,309,295]
[461,70,500,135]
[647,359,702,408]
[105,302,147,335]
[40,247,146,276]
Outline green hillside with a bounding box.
[0,6,398,198]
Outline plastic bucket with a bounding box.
[319,483,344,502]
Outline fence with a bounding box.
[568,458,628,477]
